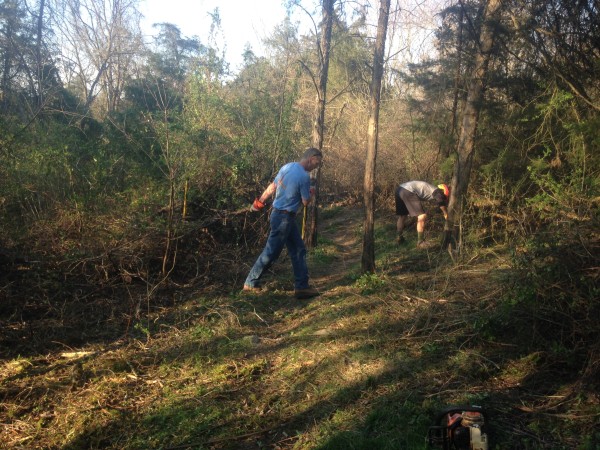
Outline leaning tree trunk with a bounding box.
[444,0,503,251]
[304,0,335,249]
[361,0,390,273]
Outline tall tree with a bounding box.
[511,0,599,112]
[34,0,46,107]
[0,0,24,114]
[443,0,503,250]
[303,0,335,248]
[229,19,302,185]
[361,0,391,273]
[0,0,50,115]
[53,0,142,117]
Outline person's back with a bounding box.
[399,180,438,201]
[273,162,310,213]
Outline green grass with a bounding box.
[310,242,338,265]
[2,205,598,450]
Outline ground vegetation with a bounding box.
[0,0,598,448]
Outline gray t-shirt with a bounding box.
[399,181,438,201]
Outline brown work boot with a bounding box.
[396,235,406,245]
[417,240,437,249]
[242,284,262,294]
[294,286,320,299]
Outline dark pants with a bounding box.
[244,209,309,289]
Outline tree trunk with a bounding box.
[449,3,464,154]
[304,0,335,249]
[361,0,390,273]
[36,0,46,107]
[444,0,503,251]
[1,4,16,114]
[58,0,140,117]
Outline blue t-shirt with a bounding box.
[272,162,310,213]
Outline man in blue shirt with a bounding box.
[244,148,323,299]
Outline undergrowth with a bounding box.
[1,206,598,449]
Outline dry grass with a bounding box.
[1,206,598,449]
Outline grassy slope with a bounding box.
[1,206,598,449]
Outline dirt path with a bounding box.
[309,207,364,289]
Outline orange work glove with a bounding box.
[250,198,265,212]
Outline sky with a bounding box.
[139,0,294,71]
[138,1,440,74]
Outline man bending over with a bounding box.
[395,181,450,247]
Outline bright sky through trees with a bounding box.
[139,0,291,70]
[139,0,441,73]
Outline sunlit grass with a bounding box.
[3,205,597,449]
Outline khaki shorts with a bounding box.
[395,187,425,216]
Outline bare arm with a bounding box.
[301,186,316,207]
[250,182,277,212]
[440,205,448,220]
[258,182,277,203]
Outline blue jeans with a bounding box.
[244,209,309,289]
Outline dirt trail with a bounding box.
[310,207,364,288]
